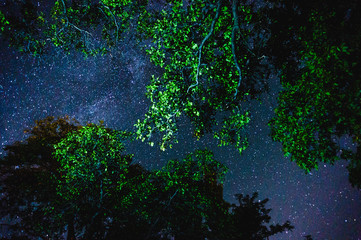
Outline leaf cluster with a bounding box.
[265,0,361,186]
[135,0,270,153]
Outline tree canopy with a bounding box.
[1,1,360,186]
[134,0,269,153]
[264,0,361,187]
[0,116,82,239]
[0,116,294,239]
[134,0,361,188]
[0,0,147,56]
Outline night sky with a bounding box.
[1,9,361,240]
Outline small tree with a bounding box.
[227,192,293,240]
[145,149,229,240]
[52,122,136,239]
[0,115,81,239]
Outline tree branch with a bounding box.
[231,0,242,98]
[187,0,223,94]
[100,3,119,43]
[69,22,92,36]
[60,0,92,36]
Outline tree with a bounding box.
[148,149,293,240]
[2,117,294,240]
[0,115,82,239]
[0,0,148,56]
[226,192,293,240]
[0,117,145,239]
[265,0,361,187]
[52,122,139,239]
[135,0,270,153]
[144,149,229,240]
[2,1,360,186]
[115,148,293,240]
[134,0,361,189]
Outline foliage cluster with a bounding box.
[0,116,293,239]
[135,0,269,153]
[264,0,361,186]
[0,0,147,56]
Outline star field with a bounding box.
[1,21,361,240]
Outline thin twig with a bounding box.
[60,0,92,36]
[69,22,92,36]
[100,3,119,43]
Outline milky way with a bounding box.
[1,18,361,240]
